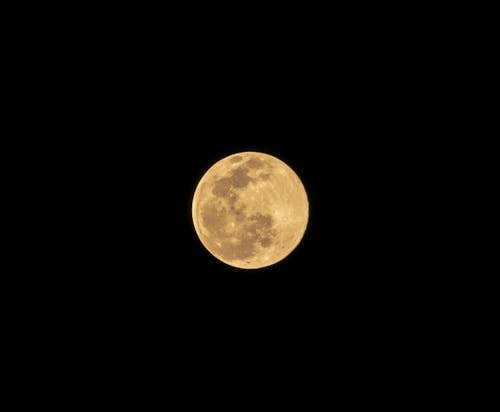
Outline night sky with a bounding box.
[33,10,437,395]
[87,133,403,325]
[62,75,420,338]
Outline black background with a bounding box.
[20,5,447,399]
[59,71,422,361]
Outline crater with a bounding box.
[248,212,273,228]
[230,155,243,163]
[230,166,252,188]
[212,177,231,198]
[211,211,276,262]
[218,237,256,261]
[260,237,272,248]
[201,204,228,236]
[245,212,276,247]
[227,191,238,205]
[212,167,253,197]
[245,157,265,169]
[229,204,246,221]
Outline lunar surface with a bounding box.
[192,151,309,269]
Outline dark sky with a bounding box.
[77,131,413,328]
[18,5,453,400]
[33,12,440,389]
[58,52,423,340]
[58,126,428,389]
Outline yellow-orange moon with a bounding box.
[192,151,309,269]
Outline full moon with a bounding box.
[192,151,309,269]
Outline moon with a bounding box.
[192,151,309,269]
